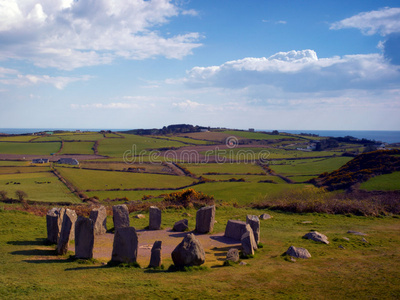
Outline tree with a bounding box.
[0,190,7,201]
[15,190,28,201]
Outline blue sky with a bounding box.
[0,0,399,130]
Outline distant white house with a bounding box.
[57,158,79,165]
[32,158,49,164]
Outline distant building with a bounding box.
[249,128,255,132]
[57,158,79,165]
[32,158,49,164]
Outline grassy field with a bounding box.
[79,162,170,173]
[60,142,94,155]
[0,172,80,203]
[56,167,195,191]
[54,133,105,141]
[0,161,29,166]
[0,135,35,142]
[360,171,400,191]
[222,130,298,140]
[0,142,61,155]
[151,136,213,145]
[0,166,50,175]
[181,162,265,175]
[0,208,399,299]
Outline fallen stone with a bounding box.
[171,233,205,267]
[226,248,240,262]
[303,231,329,244]
[173,219,189,232]
[224,220,248,241]
[285,246,311,259]
[112,204,130,230]
[149,240,162,268]
[361,238,369,243]
[136,214,145,219]
[347,230,367,236]
[75,216,94,259]
[46,207,65,244]
[57,209,77,255]
[259,213,272,220]
[241,225,257,256]
[149,206,162,230]
[89,205,107,235]
[195,205,215,234]
[111,227,138,264]
[246,215,260,245]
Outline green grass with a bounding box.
[222,130,297,140]
[360,171,400,191]
[0,172,80,203]
[1,208,399,299]
[0,142,61,155]
[181,162,265,175]
[151,136,212,145]
[0,166,50,175]
[79,162,169,173]
[54,133,105,141]
[0,136,35,142]
[56,167,195,191]
[60,142,94,155]
[0,161,29,166]
[86,189,174,201]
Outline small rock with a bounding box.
[226,248,240,262]
[136,214,145,219]
[347,230,367,236]
[259,213,272,220]
[285,246,311,259]
[301,221,313,224]
[173,219,189,232]
[361,238,369,243]
[290,257,296,262]
[303,231,329,244]
[339,245,345,249]
[342,237,350,241]
[239,261,247,266]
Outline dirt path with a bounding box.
[71,229,241,267]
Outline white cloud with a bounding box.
[0,0,202,70]
[172,99,202,110]
[330,7,400,36]
[183,49,400,92]
[71,102,140,109]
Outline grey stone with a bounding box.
[173,219,189,232]
[135,214,145,219]
[224,220,248,241]
[361,238,369,243]
[149,206,162,230]
[259,213,272,220]
[195,205,215,234]
[89,206,107,235]
[286,246,311,259]
[342,237,350,241]
[75,216,94,259]
[246,215,260,244]
[303,231,330,244]
[57,209,77,255]
[171,233,205,267]
[239,261,247,266]
[112,204,130,230]
[241,224,257,256]
[111,227,138,264]
[46,207,65,244]
[226,248,240,262]
[347,230,367,236]
[149,240,162,268]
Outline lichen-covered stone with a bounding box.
[303,231,329,244]
[111,227,138,264]
[224,220,248,241]
[75,216,94,259]
[246,215,260,244]
[286,246,311,259]
[90,206,107,235]
[46,207,65,244]
[57,209,77,255]
[171,233,205,267]
[149,241,162,268]
[173,219,189,232]
[112,204,129,230]
[195,205,215,234]
[149,206,161,230]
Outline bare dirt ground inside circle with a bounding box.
[71,229,241,267]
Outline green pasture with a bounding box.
[0,142,61,155]
[270,157,352,177]
[0,172,80,203]
[0,161,29,166]
[98,134,187,158]
[1,208,399,299]
[181,162,265,175]
[0,135,35,142]
[0,166,50,175]
[203,174,277,183]
[222,130,298,140]
[360,172,400,191]
[86,189,173,201]
[152,136,212,145]
[56,168,195,191]
[60,142,94,155]
[54,132,105,141]
[80,162,170,174]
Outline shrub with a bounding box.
[0,190,8,201]
[162,189,214,208]
[15,190,28,201]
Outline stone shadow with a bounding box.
[7,238,50,246]
[210,235,240,245]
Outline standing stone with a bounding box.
[173,219,189,232]
[195,205,215,234]
[149,241,162,268]
[90,206,107,235]
[57,209,77,255]
[286,246,311,259]
[246,215,260,245]
[75,216,94,259]
[149,206,162,230]
[303,231,329,244]
[46,207,65,244]
[171,233,205,267]
[226,248,240,262]
[241,224,257,256]
[112,204,129,230]
[111,227,138,264]
[224,220,248,241]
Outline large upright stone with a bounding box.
[75,216,94,259]
[224,220,248,240]
[46,207,65,244]
[149,206,162,230]
[149,240,162,268]
[112,204,129,230]
[246,215,260,244]
[171,233,205,267]
[111,227,138,264]
[57,209,77,255]
[195,205,215,234]
[90,206,107,235]
[241,224,257,256]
